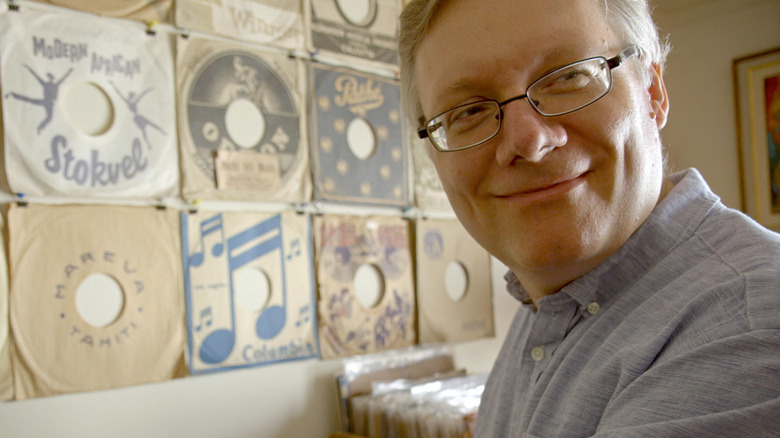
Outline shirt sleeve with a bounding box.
[594,329,780,437]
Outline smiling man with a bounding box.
[399,0,780,436]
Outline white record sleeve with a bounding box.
[28,0,173,23]
[176,0,304,51]
[177,36,311,203]
[0,8,178,198]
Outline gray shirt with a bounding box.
[475,169,780,437]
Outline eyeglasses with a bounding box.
[417,45,640,152]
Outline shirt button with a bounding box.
[586,302,600,315]
[530,346,546,362]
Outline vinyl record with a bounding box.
[178,36,311,203]
[308,0,400,66]
[314,214,415,359]
[0,212,12,401]
[310,63,408,207]
[415,218,494,344]
[410,133,452,212]
[181,210,319,374]
[28,0,173,23]
[176,0,303,51]
[8,204,186,399]
[0,8,178,198]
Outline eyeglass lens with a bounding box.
[425,56,613,151]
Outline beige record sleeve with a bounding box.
[0,211,12,401]
[8,203,186,399]
[28,0,173,23]
[314,215,415,359]
[176,0,304,51]
[415,218,494,343]
[409,134,452,212]
[177,36,311,203]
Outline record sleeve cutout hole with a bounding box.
[64,82,115,136]
[347,117,377,160]
[354,263,385,308]
[235,267,271,314]
[225,98,266,149]
[75,273,125,327]
[336,0,377,26]
[445,261,469,302]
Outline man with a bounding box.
[399,0,780,436]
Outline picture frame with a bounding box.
[733,47,780,230]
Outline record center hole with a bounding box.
[235,267,271,313]
[353,263,385,308]
[346,117,377,160]
[445,261,469,302]
[337,0,373,25]
[75,273,125,328]
[64,82,115,136]
[225,98,266,149]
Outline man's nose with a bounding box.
[493,99,567,166]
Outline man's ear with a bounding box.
[648,63,669,129]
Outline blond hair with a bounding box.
[398,0,671,126]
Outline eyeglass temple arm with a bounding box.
[418,121,442,139]
[608,45,639,69]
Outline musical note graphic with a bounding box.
[195,307,213,332]
[198,214,287,364]
[189,214,225,267]
[286,238,301,260]
[295,304,310,327]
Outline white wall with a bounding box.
[653,0,780,210]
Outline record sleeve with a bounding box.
[28,0,173,23]
[176,0,304,51]
[178,36,311,203]
[8,203,186,399]
[307,0,401,67]
[0,8,178,198]
[0,212,12,401]
[410,134,452,212]
[310,63,408,207]
[415,218,494,344]
[314,214,415,359]
[181,210,319,374]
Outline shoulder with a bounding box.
[693,203,780,330]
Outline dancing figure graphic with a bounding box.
[4,65,73,134]
[109,81,166,149]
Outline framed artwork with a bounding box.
[734,47,780,229]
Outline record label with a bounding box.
[310,64,408,206]
[178,36,311,202]
[416,219,494,344]
[176,0,304,50]
[0,8,178,198]
[182,210,318,373]
[308,0,400,65]
[29,0,173,23]
[8,204,186,399]
[314,215,415,359]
